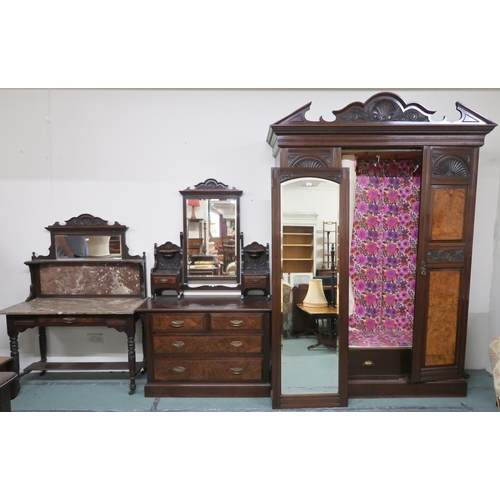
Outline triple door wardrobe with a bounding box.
[267,92,496,406]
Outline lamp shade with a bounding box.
[187,199,200,219]
[87,236,111,257]
[303,279,328,308]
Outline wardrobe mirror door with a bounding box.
[281,177,340,395]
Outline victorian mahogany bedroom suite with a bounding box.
[1,92,496,410]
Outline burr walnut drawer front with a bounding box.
[153,334,264,354]
[151,313,206,332]
[210,312,265,331]
[154,358,264,381]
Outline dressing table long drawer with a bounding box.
[154,358,264,381]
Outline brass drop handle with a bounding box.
[230,367,244,375]
[420,261,427,276]
[229,341,243,348]
[62,317,76,324]
[171,320,185,328]
[363,360,375,367]
[172,366,186,373]
[160,278,169,283]
[229,320,243,327]
[172,341,186,348]
[251,279,260,283]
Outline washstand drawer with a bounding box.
[153,335,264,354]
[210,313,266,331]
[154,358,264,381]
[348,348,412,378]
[152,314,206,332]
[33,316,108,327]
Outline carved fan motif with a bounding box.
[433,157,469,177]
[291,157,327,169]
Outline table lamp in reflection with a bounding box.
[303,279,328,308]
[188,199,200,219]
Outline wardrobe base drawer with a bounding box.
[348,348,412,378]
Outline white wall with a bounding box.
[1,89,500,371]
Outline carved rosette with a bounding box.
[426,249,465,263]
[433,156,469,177]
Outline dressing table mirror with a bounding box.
[180,178,242,288]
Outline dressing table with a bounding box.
[139,179,272,397]
[0,214,147,395]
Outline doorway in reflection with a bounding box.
[281,177,340,395]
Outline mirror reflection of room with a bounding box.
[281,178,340,395]
[186,197,237,277]
[55,234,122,259]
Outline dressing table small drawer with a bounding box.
[152,314,206,332]
[154,358,264,382]
[153,334,264,354]
[242,275,269,287]
[210,313,265,332]
[151,275,178,286]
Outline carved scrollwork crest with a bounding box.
[333,93,433,123]
[192,178,230,190]
[50,213,125,229]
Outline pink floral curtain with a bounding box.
[348,159,420,347]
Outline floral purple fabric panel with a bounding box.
[349,162,420,347]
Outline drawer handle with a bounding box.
[229,341,243,348]
[171,320,185,328]
[251,279,261,284]
[160,278,169,283]
[230,367,244,375]
[172,366,186,373]
[229,320,244,327]
[62,317,77,324]
[172,341,186,348]
[363,360,375,367]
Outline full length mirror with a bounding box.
[281,177,340,395]
[180,179,242,287]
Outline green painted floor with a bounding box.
[9,368,498,412]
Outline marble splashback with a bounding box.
[39,263,142,296]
